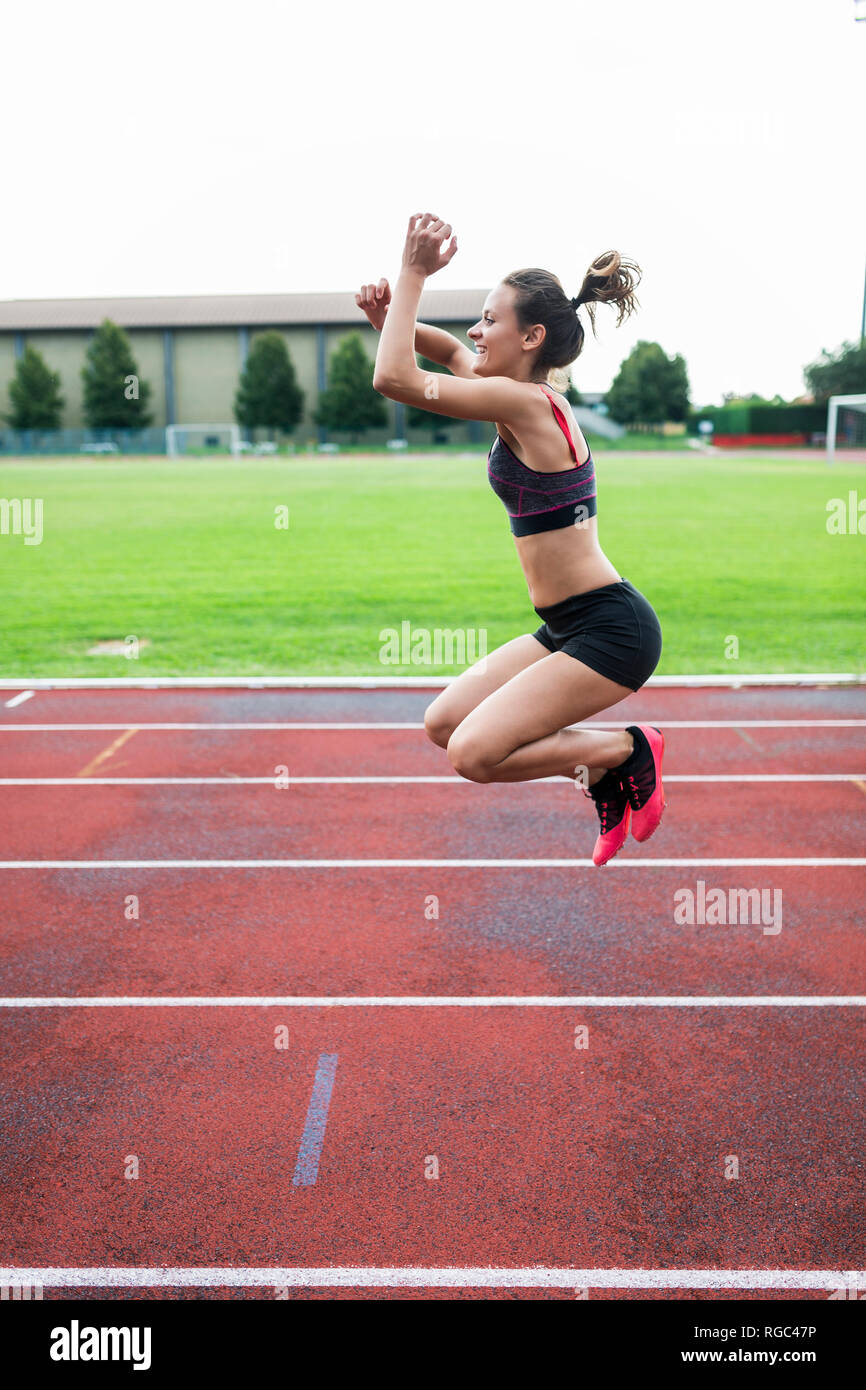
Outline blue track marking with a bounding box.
[292,1053,339,1186]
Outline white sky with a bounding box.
[1,0,863,405]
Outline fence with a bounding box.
[0,408,619,457]
[0,427,168,456]
[0,423,494,456]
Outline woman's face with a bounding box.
[467,284,528,376]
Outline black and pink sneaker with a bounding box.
[619,725,666,842]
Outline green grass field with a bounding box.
[0,451,863,677]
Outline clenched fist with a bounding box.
[355,278,391,332]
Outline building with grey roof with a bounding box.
[0,288,488,444]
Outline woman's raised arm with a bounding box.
[356,277,473,373]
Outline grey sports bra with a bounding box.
[487,384,597,536]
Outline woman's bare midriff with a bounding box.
[515,519,622,608]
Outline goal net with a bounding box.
[826,394,866,462]
[166,424,242,457]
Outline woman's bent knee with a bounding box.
[446,730,494,783]
[423,703,454,748]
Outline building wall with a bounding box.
[0,329,166,428]
[0,316,481,435]
[173,328,242,426]
[125,331,166,427]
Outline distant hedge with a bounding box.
[688,403,827,436]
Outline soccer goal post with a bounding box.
[166,424,242,457]
[826,394,866,463]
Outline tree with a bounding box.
[234,331,304,436]
[5,345,65,430]
[81,319,153,428]
[563,380,583,406]
[804,340,866,403]
[314,332,386,443]
[605,340,690,427]
[407,355,462,434]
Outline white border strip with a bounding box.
[0,1266,861,1289]
[0,674,863,689]
[1,858,864,869]
[0,774,862,786]
[1,995,862,1007]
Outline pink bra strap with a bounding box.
[538,384,578,463]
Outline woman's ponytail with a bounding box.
[501,251,642,380]
[575,251,642,338]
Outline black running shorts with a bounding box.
[531,577,662,691]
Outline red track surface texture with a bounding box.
[0,684,864,1300]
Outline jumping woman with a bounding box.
[357,212,665,865]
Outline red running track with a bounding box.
[0,685,864,1300]
[0,722,864,777]
[0,780,863,859]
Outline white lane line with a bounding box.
[3,691,34,709]
[0,774,862,785]
[0,1266,861,1289]
[0,720,865,731]
[0,672,863,687]
[1,995,863,1008]
[0,722,420,731]
[0,858,863,869]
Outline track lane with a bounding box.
[1,724,864,777]
[1,867,863,998]
[0,1010,861,1278]
[2,684,866,726]
[0,780,863,859]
